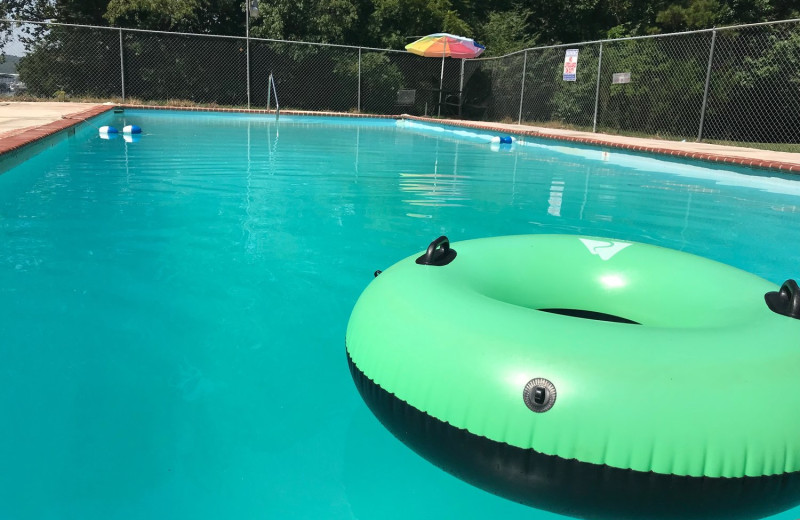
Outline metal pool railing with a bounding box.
[1,17,799,148]
[267,72,279,121]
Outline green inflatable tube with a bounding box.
[346,234,800,520]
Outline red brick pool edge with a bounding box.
[0,104,114,156]
[404,115,800,174]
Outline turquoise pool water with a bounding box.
[1,109,800,520]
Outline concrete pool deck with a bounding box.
[0,102,114,156]
[1,101,799,173]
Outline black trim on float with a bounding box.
[766,279,800,319]
[538,308,640,324]
[346,349,800,520]
[415,236,457,266]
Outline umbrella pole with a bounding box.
[438,49,445,117]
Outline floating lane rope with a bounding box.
[99,124,143,141]
[395,120,515,148]
[345,234,800,520]
[98,126,118,140]
[490,135,514,144]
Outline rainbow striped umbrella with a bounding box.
[405,34,485,116]
[404,33,486,59]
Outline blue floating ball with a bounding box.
[499,136,513,144]
[99,125,118,134]
[123,125,142,134]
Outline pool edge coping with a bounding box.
[401,115,800,175]
[0,104,116,157]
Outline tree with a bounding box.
[312,0,362,43]
[2,0,106,60]
[368,0,471,49]
[105,0,244,35]
[105,0,204,32]
[475,7,536,56]
[655,0,722,32]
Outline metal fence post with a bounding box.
[358,48,362,112]
[518,50,528,125]
[592,43,603,133]
[245,8,251,109]
[119,28,125,101]
[697,29,717,142]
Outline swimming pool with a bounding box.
[1,109,799,519]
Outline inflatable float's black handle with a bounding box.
[415,236,457,266]
[765,279,800,319]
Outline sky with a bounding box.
[2,24,29,57]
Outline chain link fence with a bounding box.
[1,18,799,146]
[704,22,800,144]
[470,20,800,145]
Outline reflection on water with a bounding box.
[399,141,469,216]
[399,172,468,208]
[548,178,565,217]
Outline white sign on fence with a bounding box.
[612,72,631,84]
[563,49,579,81]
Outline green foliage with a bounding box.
[476,8,536,56]
[252,0,313,41]
[337,51,403,112]
[442,10,471,36]
[707,26,800,142]
[368,0,471,49]
[655,0,720,32]
[105,0,203,31]
[122,30,247,105]
[551,51,599,126]
[313,0,360,42]
[16,25,122,98]
[104,0,245,34]
[597,38,707,138]
[2,0,796,50]
[606,25,633,39]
